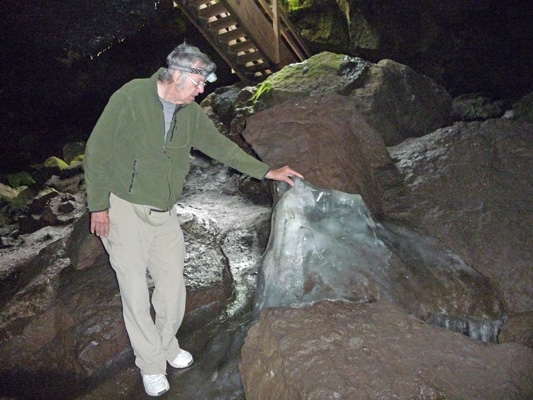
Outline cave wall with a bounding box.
[1,0,531,173]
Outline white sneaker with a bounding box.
[167,349,194,368]
[141,372,170,397]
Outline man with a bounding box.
[84,42,303,396]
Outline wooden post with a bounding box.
[272,0,280,64]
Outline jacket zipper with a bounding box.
[128,160,138,192]
[166,158,173,211]
[163,126,172,211]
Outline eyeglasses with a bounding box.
[183,73,206,89]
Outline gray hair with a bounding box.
[158,42,216,83]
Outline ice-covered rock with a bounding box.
[254,179,505,342]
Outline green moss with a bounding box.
[6,172,35,188]
[43,156,70,170]
[237,52,367,114]
[264,52,346,87]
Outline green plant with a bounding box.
[284,0,306,12]
[251,81,272,105]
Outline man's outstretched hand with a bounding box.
[265,166,304,186]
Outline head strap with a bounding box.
[170,65,217,83]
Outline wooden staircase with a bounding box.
[174,0,311,80]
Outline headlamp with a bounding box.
[171,65,217,83]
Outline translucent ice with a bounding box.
[254,179,505,342]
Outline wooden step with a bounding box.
[237,50,264,65]
[229,39,256,54]
[198,2,228,19]
[244,61,269,73]
[208,15,237,32]
[246,69,272,78]
[218,28,247,44]
[189,0,215,10]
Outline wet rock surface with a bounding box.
[241,300,533,400]
[378,119,533,314]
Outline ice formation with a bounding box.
[254,179,505,342]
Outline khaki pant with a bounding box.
[102,193,186,375]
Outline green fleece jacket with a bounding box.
[84,69,270,212]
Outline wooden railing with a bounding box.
[174,0,311,80]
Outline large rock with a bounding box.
[239,52,452,146]
[243,93,391,215]
[0,237,127,377]
[240,300,533,400]
[67,211,107,270]
[177,199,269,320]
[377,119,533,314]
[349,58,453,145]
